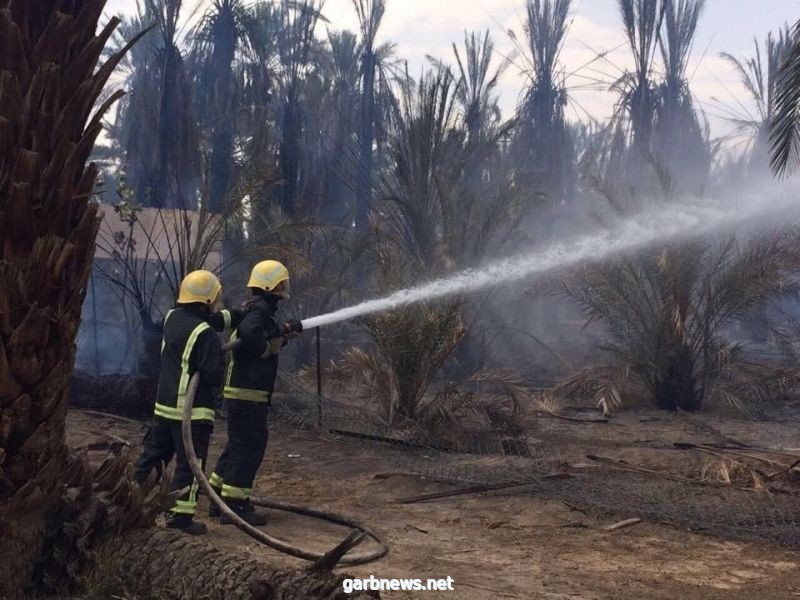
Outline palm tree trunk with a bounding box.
[0,1,130,592]
[357,51,375,229]
[91,529,376,599]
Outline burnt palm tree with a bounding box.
[379,66,461,266]
[359,63,523,415]
[323,29,363,220]
[353,0,386,228]
[453,30,507,146]
[653,0,710,191]
[510,0,575,205]
[770,20,800,176]
[273,0,325,217]
[616,0,665,154]
[112,0,199,208]
[191,0,253,212]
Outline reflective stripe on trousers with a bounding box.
[172,478,200,515]
[221,483,253,500]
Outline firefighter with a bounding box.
[208,260,303,525]
[133,269,242,535]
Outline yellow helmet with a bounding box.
[177,270,222,305]
[247,260,290,295]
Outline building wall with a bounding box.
[75,205,223,375]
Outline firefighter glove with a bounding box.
[284,319,303,335]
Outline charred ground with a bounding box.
[67,399,800,599]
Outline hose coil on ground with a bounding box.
[181,372,388,565]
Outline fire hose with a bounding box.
[180,343,388,565]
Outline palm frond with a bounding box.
[770,21,800,176]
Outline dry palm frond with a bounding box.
[700,459,771,491]
[536,391,564,415]
[327,346,397,423]
[712,361,800,416]
[467,367,535,417]
[554,364,635,414]
[413,367,535,438]
[416,387,488,436]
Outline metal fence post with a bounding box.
[91,268,100,375]
[316,326,322,428]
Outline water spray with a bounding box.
[300,191,800,330]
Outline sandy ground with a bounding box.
[66,408,800,599]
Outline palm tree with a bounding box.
[351,63,524,418]
[770,20,800,176]
[273,0,325,217]
[353,0,386,228]
[111,0,200,208]
[0,1,153,592]
[453,30,507,145]
[323,29,363,220]
[559,232,800,412]
[653,0,710,191]
[510,0,575,205]
[378,66,461,265]
[191,0,253,212]
[616,0,665,154]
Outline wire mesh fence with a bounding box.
[272,377,800,550]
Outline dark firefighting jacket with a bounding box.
[154,306,241,422]
[224,295,284,403]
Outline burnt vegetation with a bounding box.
[65,0,800,435]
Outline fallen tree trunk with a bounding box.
[90,529,378,600]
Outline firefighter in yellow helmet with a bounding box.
[133,270,244,535]
[208,260,302,525]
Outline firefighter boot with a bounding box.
[220,499,267,526]
[166,513,208,536]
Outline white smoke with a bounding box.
[301,184,800,330]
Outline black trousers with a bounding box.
[210,400,269,501]
[133,416,212,516]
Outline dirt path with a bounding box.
[67,410,800,599]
